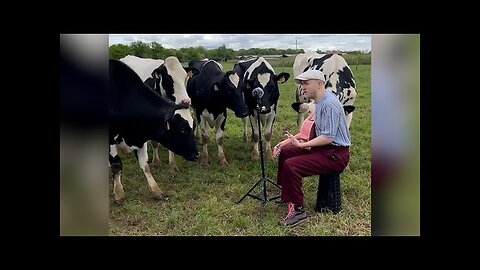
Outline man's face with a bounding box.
[300,79,318,99]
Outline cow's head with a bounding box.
[293,53,357,124]
[291,101,315,114]
[213,70,249,118]
[151,56,198,105]
[245,71,290,114]
[158,107,199,161]
[291,101,355,118]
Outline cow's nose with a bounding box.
[182,98,191,105]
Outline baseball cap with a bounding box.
[295,69,326,84]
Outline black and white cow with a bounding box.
[119,55,199,171]
[292,51,356,129]
[187,59,249,165]
[234,57,290,160]
[109,59,198,203]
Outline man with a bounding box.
[276,69,351,227]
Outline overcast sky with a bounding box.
[109,34,371,52]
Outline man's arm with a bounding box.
[286,132,334,148]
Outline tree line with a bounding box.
[109,41,371,64]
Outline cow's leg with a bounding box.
[135,142,166,200]
[109,144,124,204]
[344,111,353,171]
[345,112,353,129]
[296,102,312,132]
[250,114,260,160]
[242,117,249,142]
[215,113,228,166]
[297,112,305,131]
[296,86,307,130]
[151,141,161,165]
[192,108,201,143]
[264,108,276,160]
[199,115,209,165]
[168,150,179,172]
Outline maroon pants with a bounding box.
[277,144,349,205]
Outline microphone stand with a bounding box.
[237,93,281,217]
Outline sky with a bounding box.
[109,34,371,52]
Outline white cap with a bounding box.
[295,69,326,84]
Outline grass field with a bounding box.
[109,62,371,236]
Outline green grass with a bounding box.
[109,63,371,236]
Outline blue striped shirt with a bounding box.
[315,91,351,146]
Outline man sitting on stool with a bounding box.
[275,69,351,227]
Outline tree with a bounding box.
[109,44,132,60]
[150,42,165,59]
[217,44,228,61]
[130,41,152,58]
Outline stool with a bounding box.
[315,173,342,214]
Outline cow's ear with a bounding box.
[164,101,180,123]
[343,105,355,114]
[276,72,290,84]
[291,102,302,112]
[184,67,199,77]
[164,108,175,123]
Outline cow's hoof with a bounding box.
[220,159,229,166]
[153,193,169,202]
[113,187,125,203]
[150,161,160,169]
[113,198,124,206]
[169,164,179,173]
[200,159,209,166]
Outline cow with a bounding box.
[233,57,290,160]
[109,59,198,203]
[187,59,249,165]
[119,55,199,172]
[292,52,356,129]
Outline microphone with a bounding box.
[252,87,264,99]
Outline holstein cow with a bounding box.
[234,57,290,160]
[292,51,357,129]
[187,59,249,165]
[109,59,198,203]
[119,55,199,171]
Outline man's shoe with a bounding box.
[278,203,307,227]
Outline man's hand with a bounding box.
[285,131,303,148]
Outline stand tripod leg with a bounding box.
[266,178,281,189]
[237,102,281,207]
[237,176,281,204]
[237,178,263,204]
[265,177,281,202]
